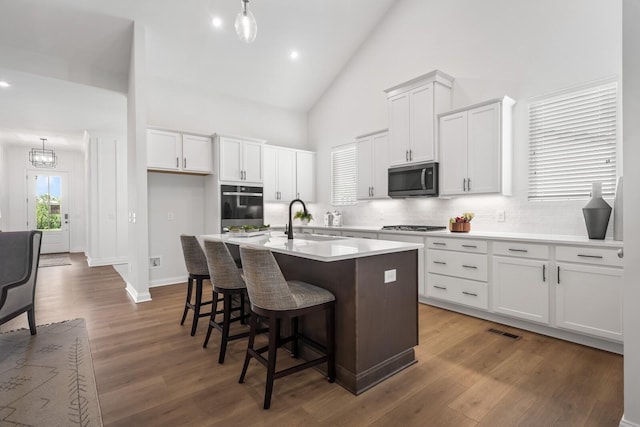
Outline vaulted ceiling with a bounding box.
[0,0,397,150]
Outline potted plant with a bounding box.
[449,212,474,232]
[294,210,313,225]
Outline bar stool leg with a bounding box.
[219,292,232,364]
[181,276,194,325]
[191,277,203,336]
[264,315,279,410]
[203,291,219,348]
[239,312,258,384]
[326,303,336,383]
[240,293,246,325]
[291,317,299,358]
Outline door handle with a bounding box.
[176,157,179,168]
[421,168,427,190]
[405,150,409,161]
[468,177,471,191]
[463,178,466,191]
[542,264,546,282]
[557,266,560,284]
[184,157,187,169]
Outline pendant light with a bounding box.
[29,138,57,168]
[235,0,257,43]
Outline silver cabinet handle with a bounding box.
[433,261,447,265]
[184,157,187,169]
[405,150,409,161]
[462,291,478,297]
[462,244,477,248]
[557,266,560,284]
[462,265,478,269]
[577,254,603,259]
[508,248,528,253]
[618,248,624,259]
[432,242,446,246]
[468,177,471,191]
[433,285,447,290]
[409,149,413,161]
[176,157,179,168]
[463,178,466,191]
[543,264,546,282]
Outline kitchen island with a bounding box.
[201,231,423,395]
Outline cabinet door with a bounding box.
[556,263,623,341]
[492,256,549,324]
[147,129,181,170]
[410,84,435,163]
[467,102,501,194]
[182,134,212,173]
[356,137,373,200]
[388,93,411,166]
[219,136,243,181]
[439,112,468,195]
[277,148,296,201]
[242,141,263,183]
[296,151,315,201]
[372,132,389,198]
[263,146,279,201]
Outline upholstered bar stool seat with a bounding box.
[238,246,336,410]
[179,235,214,336]
[202,239,251,364]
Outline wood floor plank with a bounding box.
[0,253,624,425]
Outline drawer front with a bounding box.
[426,273,488,310]
[556,246,623,267]
[427,250,488,281]
[493,241,549,259]
[341,231,378,239]
[427,237,488,253]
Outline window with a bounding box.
[331,144,356,205]
[528,79,618,201]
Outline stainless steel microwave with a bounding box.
[388,162,439,197]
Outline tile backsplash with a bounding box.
[266,195,616,238]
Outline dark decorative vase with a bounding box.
[582,182,612,240]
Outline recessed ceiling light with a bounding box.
[0,81,10,88]
[212,16,223,28]
[289,50,299,61]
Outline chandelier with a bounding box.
[235,0,257,43]
[29,138,57,168]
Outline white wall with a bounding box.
[306,0,622,236]
[4,145,86,251]
[622,1,640,425]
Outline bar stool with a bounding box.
[238,246,336,410]
[202,239,251,364]
[179,235,214,336]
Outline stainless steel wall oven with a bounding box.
[220,185,264,230]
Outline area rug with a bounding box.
[39,253,72,268]
[0,318,103,426]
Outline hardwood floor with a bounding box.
[1,253,623,426]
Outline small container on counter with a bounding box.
[332,211,343,227]
[324,211,334,227]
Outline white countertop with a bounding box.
[201,232,424,262]
[275,224,623,248]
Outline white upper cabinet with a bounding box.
[356,130,389,200]
[147,129,212,174]
[263,146,296,202]
[439,96,515,196]
[216,135,264,184]
[296,150,316,201]
[385,70,454,166]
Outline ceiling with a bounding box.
[0,0,398,151]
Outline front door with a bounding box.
[27,171,70,254]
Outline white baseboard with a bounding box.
[149,276,187,288]
[86,255,128,267]
[125,282,152,303]
[620,415,640,427]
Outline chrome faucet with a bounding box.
[287,198,307,240]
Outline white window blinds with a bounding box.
[528,80,618,201]
[331,144,356,206]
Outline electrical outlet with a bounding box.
[149,256,162,269]
[384,269,397,283]
[167,211,174,221]
[496,210,505,222]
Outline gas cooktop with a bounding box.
[381,225,447,232]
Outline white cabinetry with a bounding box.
[492,241,550,324]
[295,150,315,201]
[426,237,489,310]
[147,129,212,174]
[439,97,514,196]
[216,135,264,184]
[264,146,295,202]
[385,70,454,166]
[356,130,389,200]
[556,246,623,341]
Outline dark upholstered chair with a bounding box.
[238,246,336,409]
[179,235,214,336]
[0,230,43,335]
[202,239,250,364]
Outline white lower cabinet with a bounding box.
[556,261,623,341]
[492,256,549,324]
[426,273,488,310]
